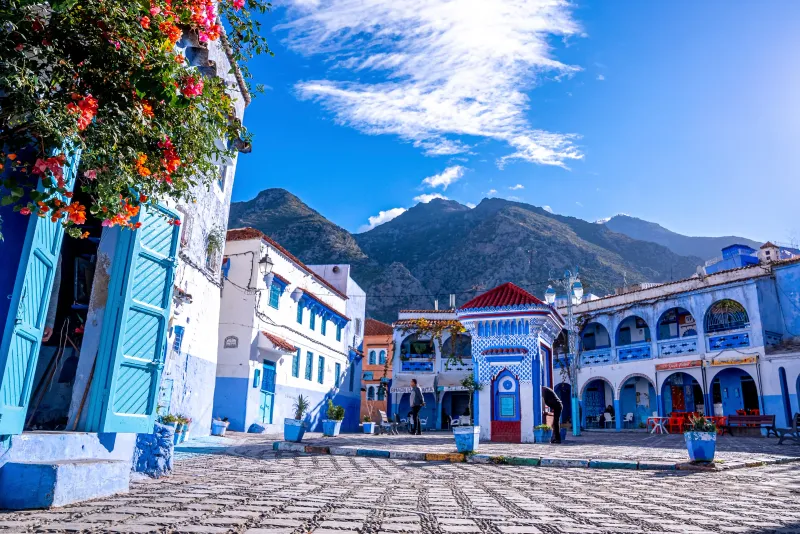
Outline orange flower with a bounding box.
[135,153,151,177]
[141,101,154,118]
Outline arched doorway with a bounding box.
[580,322,611,351]
[661,372,704,415]
[491,369,521,443]
[582,378,613,428]
[710,367,759,417]
[554,382,571,424]
[618,375,656,428]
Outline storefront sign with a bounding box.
[710,356,758,366]
[655,360,702,371]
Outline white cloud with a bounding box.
[543,205,553,213]
[466,202,476,209]
[421,165,465,190]
[596,74,605,81]
[575,201,583,207]
[414,193,449,203]
[358,207,407,232]
[281,0,583,168]
[507,195,522,201]
[509,184,525,190]
[487,189,498,196]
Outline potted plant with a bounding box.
[173,415,188,445]
[323,399,345,437]
[211,417,230,437]
[685,415,717,462]
[178,415,192,443]
[452,375,483,453]
[362,415,375,434]
[284,395,310,442]
[534,424,552,443]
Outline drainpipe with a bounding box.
[700,360,710,416]
[755,357,765,415]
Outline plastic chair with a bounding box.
[667,416,683,434]
[624,413,634,429]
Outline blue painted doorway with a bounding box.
[260,360,276,424]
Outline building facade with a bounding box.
[215,228,365,434]
[361,319,394,421]
[555,250,800,431]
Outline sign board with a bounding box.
[224,336,238,349]
[710,355,758,366]
[655,360,702,371]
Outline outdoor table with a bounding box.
[648,416,669,434]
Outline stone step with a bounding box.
[0,459,130,510]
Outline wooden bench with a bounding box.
[777,413,800,445]
[721,414,777,437]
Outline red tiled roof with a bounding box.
[227,228,347,300]
[760,242,777,249]
[393,319,463,329]
[459,282,544,310]
[398,309,456,314]
[261,331,297,353]
[481,347,529,356]
[272,272,290,285]
[364,318,393,336]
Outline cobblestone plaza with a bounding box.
[2,433,800,534]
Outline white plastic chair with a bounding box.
[450,417,460,428]
[624,413,634,429]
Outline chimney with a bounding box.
[434,299,439,311]
[449,294,456,309]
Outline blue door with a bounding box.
[0,150,79,435]
[85,204,181,433]
[260,360,276,424]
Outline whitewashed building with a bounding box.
[215,228,365,433]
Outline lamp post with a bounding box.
[545,270,583,436]
[259,251,274,287]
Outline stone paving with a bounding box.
[3,444,800,533]
[262,430,800,465]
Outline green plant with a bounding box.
[206,226,225,255]
[687,415,716,433]
[326,399,345,421]
[534,424,551,430]
[0,0,272,238]
[161,413,179,424]
[638,422,646,429]
[293,394,310,420]
[460,375,484,425]
[363,415,371,423]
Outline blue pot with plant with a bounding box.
[322,399,345,437]
[362,415,375,434]
[211,417,229,436]
[685,415,717,462]
[534,424,552,443]
[284,395,310,442]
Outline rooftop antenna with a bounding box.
[622,270,628,287]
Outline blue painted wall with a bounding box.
[212,377,249,431]
[774,261,800,338]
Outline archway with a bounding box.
[615,316,651,346]
[554,382,572,424]
[704,299,749,333]
[580,322,611,351]
[710,367,759,417]
[657,307,697,340]
[618,375,656,428]
[491,369,521,443]
[441,334,472,360]
[581,378,614,428]
[661,372,704,415]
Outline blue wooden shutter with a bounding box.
[89,204,180,433]
[0,150,79,435]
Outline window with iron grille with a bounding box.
[292,349,300,378]
[268,283,280,309]
[317,355,325,384]
[305,351,313,380]
[172,325,185,353]
[334,363,341,386]
[297,305,303,324]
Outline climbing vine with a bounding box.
[397,317,467,371]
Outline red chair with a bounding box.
[668,416,683,434]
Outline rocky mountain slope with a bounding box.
[229,189,707,322]
[603,215,761,260]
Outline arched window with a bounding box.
[478,322,484,337]
[510,320,517,336]
[368,350,376,365]
[615,316,651,346]
[367,386,375,400]
[441,334,472,359]
[377,386,385,401]
[657,308,697,340]
[401,334,434,357]
[580,322,611,351]
[704,299,749,333]
[379,350,387,365]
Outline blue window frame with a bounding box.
[317,355,325,384]
[336,324,342,341]
[321,319,327,336]
[253,368,261,388]
[368,351,376,365]
[310,313,316,331]
[268,283,280,309]
[379,350,387,365]
[377,386,385,401]
[305,351,313,380]
[349,362,355,391]
[297,305,303,325]
[334,363,341,386]
[363,371,374,380]
[172,325,185,353]
[292,349,300,378]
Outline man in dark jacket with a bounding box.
[542,386,563,443]
[409,378,425,435]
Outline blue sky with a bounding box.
[233,1,799,243]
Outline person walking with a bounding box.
[542,386,563,443]
[409,378,425,435]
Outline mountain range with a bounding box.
[228,189,759,323]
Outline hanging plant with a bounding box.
[398,318,467,371]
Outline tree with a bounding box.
[1,0,271,237]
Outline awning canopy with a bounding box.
[436,372,469,392]
[391,374,435,393]
[258,331,297,357]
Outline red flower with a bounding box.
[180,75,204,98]
[233,0,244,9]
[20,207,31,216]
[140,16,151,29]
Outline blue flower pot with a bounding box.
[453,425,480,453]
[284,418,306,442]
[685,431,716,462]
[534,429,552,443]
[211,420,229,436]
[173,424,184,445]
[363,422,375,434]
[322,420,343,437]
[560,428,567,442]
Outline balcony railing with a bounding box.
[580,348,613,367]
[401,360,434,372]
[765,331,783,347]
[707,329,751,351]
[617,342,652,362]
[441,359,473,373]
[657,336,698,357]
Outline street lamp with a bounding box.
[259,252,274,287]
[546,270,583,436]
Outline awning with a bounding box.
[391,374,435,393]
[436,372,469,392]
[258,331,297,355]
